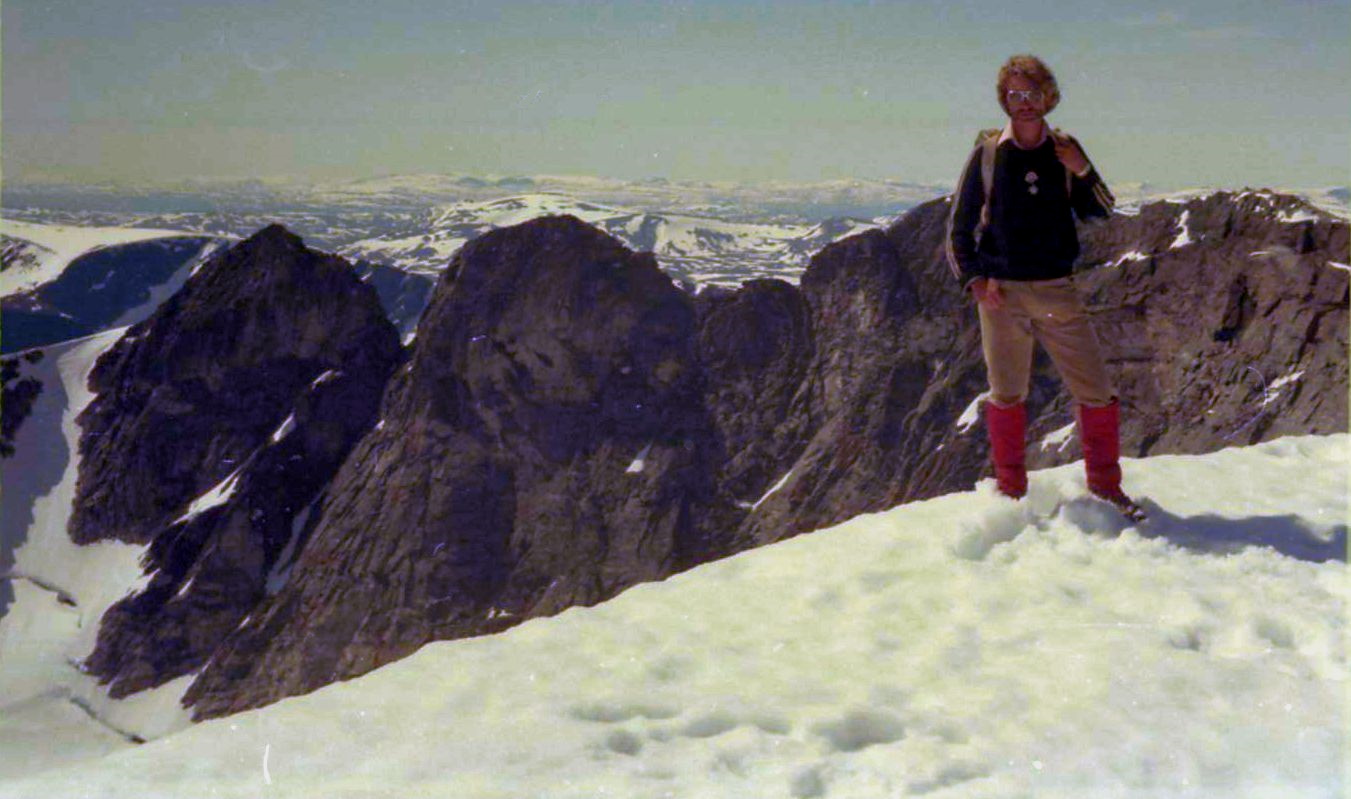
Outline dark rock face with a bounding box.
[183,217,748,718]
[351,259,436,342]
[694,279,814,505]
[1070,191,1348,456]
[70,225,399,545]
[723,227,952,544]
[73,224,402,697]
[1,351,45,458]
[72,190,1346,719]
[682,209,986,545]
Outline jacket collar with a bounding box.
[998,119,1050,150]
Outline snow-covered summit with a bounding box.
[418,192,622,229]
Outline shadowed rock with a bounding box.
[183,216,747,718]
[73,224,402,697]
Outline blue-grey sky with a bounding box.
[5,0,1349,189]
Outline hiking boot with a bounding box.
[1090,486,1148,522]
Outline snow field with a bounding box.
[3,435,1344,798]
[0,330,146,684]
[0,330,196,777]
[0,229,1346,795]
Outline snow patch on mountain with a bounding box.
[172,467,246,526]
[1039,422,1077,452]
[1170,210,1194,249]
[0,220,190,296]
[956,391,991,433]
[1106,249,1149,268]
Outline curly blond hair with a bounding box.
[997,54,1061,115]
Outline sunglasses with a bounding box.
[1006,89,1045,103]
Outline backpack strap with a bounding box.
[1051,127,1074,195]
[977,129,1000,231]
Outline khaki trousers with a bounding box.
[977,276,1115,408]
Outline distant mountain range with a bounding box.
[5,179,1346,353]
[337,193,882,287]
[0,222,221,354]
[2,173,951,222]
[10,181,1340,339]
[1,188,905,352]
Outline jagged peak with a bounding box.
[240,223,308,255]
[1124,188,1344,223]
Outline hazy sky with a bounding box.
[5,0,1348,189]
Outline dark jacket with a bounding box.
[946,128,1114,290]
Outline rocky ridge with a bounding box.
[58,189,1346,718]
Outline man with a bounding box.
[945,54,1142,519]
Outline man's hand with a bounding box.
[971,277,1003,308]
[1054,137,1089,176]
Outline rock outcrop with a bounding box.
[715,190,1348,545]
[183,216,749,717]
[1071,191,1347,454]
[1,351,45,458]
[74,224,402,697]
